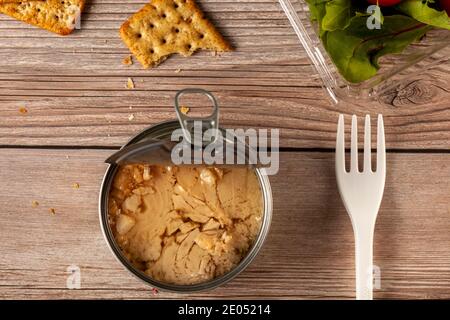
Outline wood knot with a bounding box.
[378,79,440,107]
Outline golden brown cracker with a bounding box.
[0,0,85,35]
[120,0,233,68]
[0,0,38,3]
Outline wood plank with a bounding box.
[0,149,449,299]
[0,1,449,148]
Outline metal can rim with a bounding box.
[98,120,273,293]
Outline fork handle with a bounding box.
[354,224,375,300]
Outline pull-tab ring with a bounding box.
[174,88,220,146]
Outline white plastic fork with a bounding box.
[335,114,386,300]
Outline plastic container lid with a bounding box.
[279,0,450,105]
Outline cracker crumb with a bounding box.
[126,78,135,89]
[49,208,56,215]
[129,106,133,110]
[175,68,182,73]
[72,183,80,189]
[123,55,133,66]
[19,107,28,114]
[180,106,190,115]
[65,155,70,160]
[31,200,39,208]
[128,114,135,121]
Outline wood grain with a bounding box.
[0,0,449,301]
[0,0,449,148]
[0,148,449,299]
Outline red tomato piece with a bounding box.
[440,0,450,16]
[367,0,403,6]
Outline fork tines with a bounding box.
[336,114,385,174]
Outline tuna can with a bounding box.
[99,88,273,292]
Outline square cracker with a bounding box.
[0,0,85,35]
[120,0,233,68]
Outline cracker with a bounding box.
[120,0,233,68]
[0,0,37,3]
[0,0,85,35]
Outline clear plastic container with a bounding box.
[279,0,450,105]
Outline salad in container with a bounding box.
[279,0,450,104]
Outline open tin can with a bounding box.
[99,88,273,292]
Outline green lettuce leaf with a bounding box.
[305,0,328,22]
[321,0,352,31]
[396,0,450,30]
[323,15,431,83]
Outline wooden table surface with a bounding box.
[0,0,449,300]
